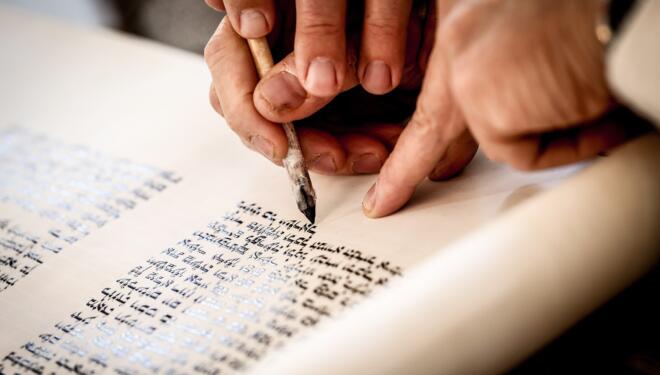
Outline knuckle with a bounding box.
[297,16,341,38]
[409,96,466,141]
[222,96,251,132]
[483,144,536,171]
[580,88,609,120]
[408,103,439,136]
[209,88,224,116]
[510,159,536,171]
[223,114,240,133]
[203,20,231,69]
[364,15,402,40]
[437,4,479,55]
[506,153,536,171]
[481,145,507,168]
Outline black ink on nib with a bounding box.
[297,185,316,224]
[302,205,315,224]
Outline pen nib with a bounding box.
[302,205,316,224]
[296,185,316,224]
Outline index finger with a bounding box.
[362,35,470,218]
[204,19,288,163]
[294,0,347,97]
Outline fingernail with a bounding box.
[305,58,337,97]
[239,9,268,38]
[206,0,223,12]
[310,154,336,174]
[363,61,392,94]
[260,71,306,111]
[363,183,377,213]
[351,154,382,174]
[251,135,274,160]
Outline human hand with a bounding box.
[363,0,640,218]
[203,0,478,176]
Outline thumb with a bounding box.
[362,32,470,218]
[253,50,360,124]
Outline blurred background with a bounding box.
[1,1,658,374]
[1,0,222,53]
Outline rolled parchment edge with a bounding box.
[250,133,660,375]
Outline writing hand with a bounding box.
[203,1,477,176]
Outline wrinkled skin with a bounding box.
[203,0,478,179]
[204,0,645,219]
